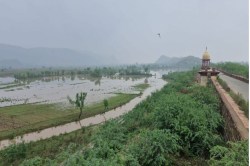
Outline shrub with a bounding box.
[128,129,180,166]
[1,143,27,163]
[209,141,248,166]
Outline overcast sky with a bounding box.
[0,0,248,63]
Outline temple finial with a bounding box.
[206,46,207,51]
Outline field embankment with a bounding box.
[0,93,138,141]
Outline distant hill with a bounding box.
[155,55,181,65]
[0,59,24,69]
[155,55,200,69]
[0,44,118,68]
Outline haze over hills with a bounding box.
[0,44,118,68]
[155,55,201,69]
[0,43,201,69]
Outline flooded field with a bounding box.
[0,74,153,107]
[0,71,166,149]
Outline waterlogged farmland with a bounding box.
[0,76,165,150]
[0,75,150,107]
[0,70,166,142]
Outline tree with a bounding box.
[68,92,87,119]
[103,99,108,110]
[143,66,149,74]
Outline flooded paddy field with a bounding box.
[0,74,150,107]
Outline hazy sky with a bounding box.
[0,0,248,63]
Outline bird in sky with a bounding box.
[157,33,161,38]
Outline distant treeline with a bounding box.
[12,65,152,80]
[213,62,249,78]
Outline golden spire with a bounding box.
[202,47,210,60]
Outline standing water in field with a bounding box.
[0,71,167,150]
[0,75,150,107]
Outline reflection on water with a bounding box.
[0,72,167,150]
[0,74,152,107]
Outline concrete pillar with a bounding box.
[200,76,208,86]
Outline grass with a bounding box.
[132,83,150,91]
[0,93,138,140]
[217,77,249,117]
[229,92,249,117]
[0,126,96,166]
[0,122,207,166]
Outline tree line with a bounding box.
[13,65,152,80]
[213,62,248,78]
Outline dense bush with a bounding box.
[0,143,27,163]
[86,120,128,159]
[127,129,180,166]
[209,140,248,166]
[20,157,56,166]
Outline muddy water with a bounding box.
[0,73,166,150]
[0,75,147,107]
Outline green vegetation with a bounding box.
[217,77,249,117]
[68,92,87,119]
[103,99,108,110]
[214,62,249,78]
[3,65,152,80]
[1,143,27,164]
[118,65,151,76]
[13,69,66,80]
[0,126,95,166]
[0,93,138,140]
[0,97,12,103]
[132,83,150,91]
[0,70,247,165]
[209,140,248,166]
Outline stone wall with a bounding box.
[211,76,248,141]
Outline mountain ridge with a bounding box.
[0,44,118,68]
[155,55,201,69]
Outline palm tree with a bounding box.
[68,92,87,119]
